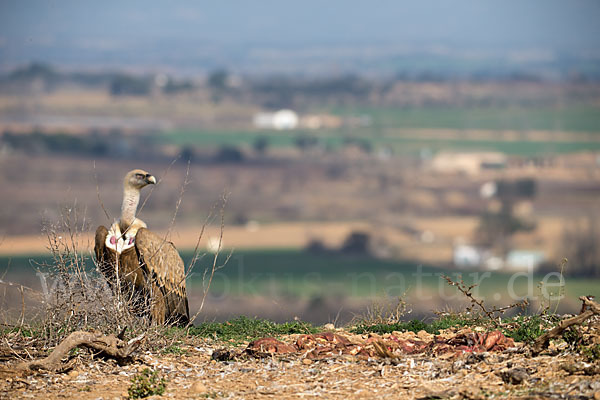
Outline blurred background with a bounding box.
[1,0,599,324]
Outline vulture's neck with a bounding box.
[120,185,140,230]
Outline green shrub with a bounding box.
[581,344,600,362]
[128,368,166,399]
[161,344,186,355]
[502,315,559,343]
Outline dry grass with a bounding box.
[350,295,411,326]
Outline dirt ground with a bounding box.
[2,323,599,400]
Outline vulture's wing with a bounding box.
[94,225,117,285]
[94,225,108,260]
[135,228,190,324]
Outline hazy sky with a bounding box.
[1,0,599,71]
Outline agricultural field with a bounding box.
[157,127,600,156]
[155,102,600,156]
[332,105,600,133]
[2,248,599,325]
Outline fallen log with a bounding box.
[18,331,144,372]
[532,296,600,355]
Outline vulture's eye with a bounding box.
[135,173,144,179]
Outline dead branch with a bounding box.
[442,275,527,326]
[19,331,144,372]
[532,296,600,355]
[442,275,496,321]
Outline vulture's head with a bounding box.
[124,169,156,190]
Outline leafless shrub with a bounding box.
[442,274,528,326]
[37,205,148,347]
[0,279,40,332]
[351,294,411,326]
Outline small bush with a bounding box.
[352,296,410,326]
[161,344,187,355]
[502,315,559,343]
[128,368,167,399]
[561,326,582,347]
[581,344,600,362]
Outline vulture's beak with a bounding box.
[146,175,156,185]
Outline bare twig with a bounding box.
[442,275,528,326]
[0,279,36,293]
[93,160,111,220]
[190,193,231,324]
[143,161,191,263]
[442,275,496,321]
[19,286,25,329]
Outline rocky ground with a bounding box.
[1,320,600,400]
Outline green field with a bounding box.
[158,128,600,156]
[158,105,600,156]
[3,249,598,305]
[333,105,600,132]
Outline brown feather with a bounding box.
[134,228,190,325]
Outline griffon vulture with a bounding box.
[94,169,189,325]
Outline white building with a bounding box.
[253,109,299,130]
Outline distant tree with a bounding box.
[294,135,319,152]
[343,137,372,153]
[477,178,538,253]
[253,135,270,155]
[340,231,371,255]
[9,62,59,82]
[215,145,244,163]
[305,238,329,254]
[109,74,151,96]
[208,69,228,90]
[180,145,196,163]
[163,79,195,94]
[477,207,535,248]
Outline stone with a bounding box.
[191,381,207,394]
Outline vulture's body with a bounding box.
[94,169,189,325]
